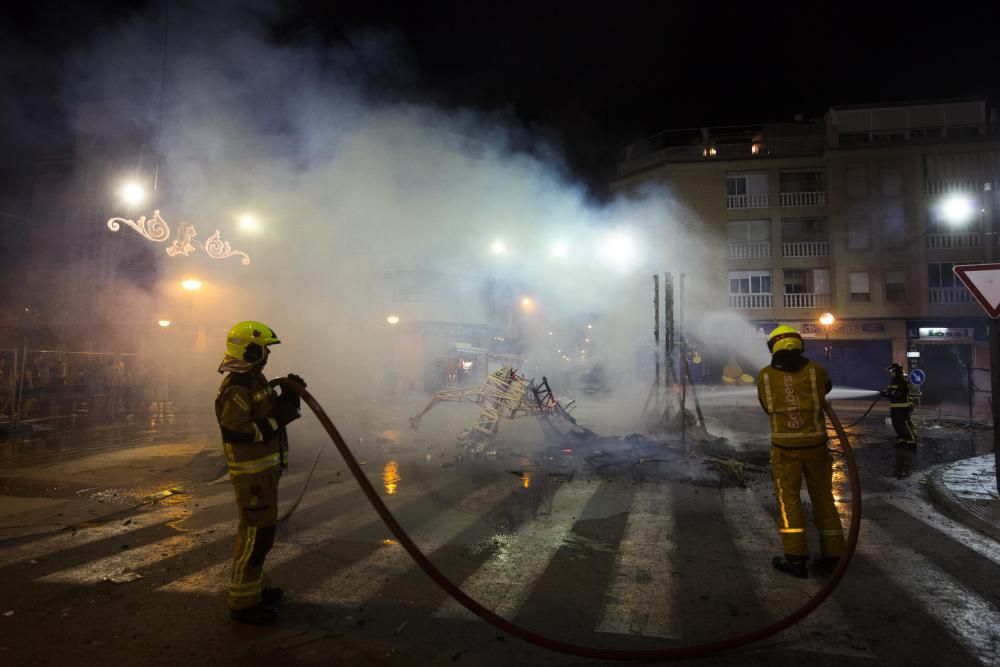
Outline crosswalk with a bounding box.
[4,467,1000,664]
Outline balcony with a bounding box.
[727,193,769,209]
[927,232,981,249]
[729,241,771,259]
[782,241,828,257]
[783,292,832,309]
[729,293,773,309]
[779,191,826,207]
[925,180,979,195]
[928,287,973,304]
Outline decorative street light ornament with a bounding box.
[107,209,250,265]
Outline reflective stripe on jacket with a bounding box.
[885,375,913,408]
[216,370,281,474]
[757,360,830,448]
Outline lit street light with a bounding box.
[386,315,400,325]
[158,320,171,328]
[939,195,976,225]
[119,181,146,207]
[490,240,507,255]
[819,312,835,362]
[181,278,202,292]
[550,241,569,258]
[239,214,258,232]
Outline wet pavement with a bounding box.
[2,393,999,665]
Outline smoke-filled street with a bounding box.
[4,3,1000,666]
[1,392,998,665]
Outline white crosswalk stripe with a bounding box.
[37,478,356,585]
[882,493,1000,567]
[434,480,600,622]
[0,471,318,569]
[299,478,516,608]
[594,482,681,638]
[722,487,873,658]
[159,472,461,595]
[860,517,1000,665]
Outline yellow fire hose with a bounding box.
[278,376,861,661]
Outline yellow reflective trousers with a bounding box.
[770,445,845,558]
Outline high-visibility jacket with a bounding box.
[757,353,831,448]
[216,370,289,475]
[883,374,913,408]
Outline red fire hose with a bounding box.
[278,377,861,661]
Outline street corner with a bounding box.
[926,454,1000,543]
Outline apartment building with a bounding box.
[613,98,1000,402]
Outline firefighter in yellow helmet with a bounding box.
[216,321,306,625]
[756,324,844,578]
[881,362,917,445]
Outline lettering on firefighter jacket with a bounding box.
[757,359,830,448]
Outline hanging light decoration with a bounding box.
[107,210,250,265]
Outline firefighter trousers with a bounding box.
[770,445,845,559]
[890,407,917,444]
[228,464,280,610]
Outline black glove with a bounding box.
[287,373,306,388]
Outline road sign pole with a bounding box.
[991,317,1000,486]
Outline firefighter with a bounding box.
[881,362,917,446]
[216,321,306,625]
[756,324,844,578]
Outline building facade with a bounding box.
[613,98,1000,404]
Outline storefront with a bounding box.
[751,319,905,391]
[905,320,988,406]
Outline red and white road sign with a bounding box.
[954,263,1000,318]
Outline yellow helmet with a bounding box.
[767,324,803,354]
[226,321,280,363]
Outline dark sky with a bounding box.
[3,1,1000,201]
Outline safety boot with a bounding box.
[262,587,284,605]
[814,556,840,575]
[772,554,808,579]
[230,602,278,626]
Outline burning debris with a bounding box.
[409,366,594,454]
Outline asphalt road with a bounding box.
[0,394,998,666]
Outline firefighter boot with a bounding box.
[262,587,284,605]
[230,602,278,626]
[772,554,808,579]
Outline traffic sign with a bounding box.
[909,368,926,386]
[953,263,1000,318]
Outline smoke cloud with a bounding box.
[63,3,767,434]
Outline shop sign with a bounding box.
[916,327,973,340]
[800,321,885,335]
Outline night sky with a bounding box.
[2,1,1000,201]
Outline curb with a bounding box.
[926,457,1000,543]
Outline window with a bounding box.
[783,268,830,294]
[728,270,772,294]
[881,166,903,196]
[780,171,824,193]
[872,131,906,144]
[927,262,958,289]
[880,210,905,248]
[846,167,867,197]
[847,219,870,250]
[781,218,826,243]
[727,220,770,243]
[885,270,906,302]
[911,127,942,140]
[727,174,768,195]
[850,272,871,302]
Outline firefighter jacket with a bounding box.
[883,373,913,408]
[215,366,299,474]
[757,351,832,449]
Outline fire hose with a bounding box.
[276,377,862,661]
[841,394,884,430]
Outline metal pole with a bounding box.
[653,274,660,389]
[664,273,675,386]
[984,182,1000,488]
[679,273,687,448]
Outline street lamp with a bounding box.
[119,180,146,207]
[238,214,258,232]
[157,320,171,328]
[939,195,976,226]
[386,315,400,325]
[819,312,835,362]
[181,278,202,292]
[490,240,507,255]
